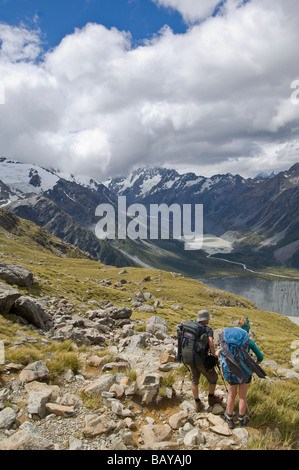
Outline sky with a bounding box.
[0,0,299,180]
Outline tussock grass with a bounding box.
[0,212,299,449]
[248,379,299,434]
[80,392,103,410]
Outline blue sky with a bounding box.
[0,0,298,179]
[0,0,187,48]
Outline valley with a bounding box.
[0,157,298,322]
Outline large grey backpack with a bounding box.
[177,321,209,367]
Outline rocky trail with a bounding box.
[0,262,298,451]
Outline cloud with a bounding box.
[152,0,221,23]
[0,0,299,180]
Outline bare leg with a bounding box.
[238,383,249,416]
[226,384,238,415]
[191,384,199,399]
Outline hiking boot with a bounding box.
[224,412,235,429]
[194,399,204,412]
[208,394,223,406]
[238,414,249,427]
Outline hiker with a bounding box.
[178,309,223,412]
[220,317,265,429]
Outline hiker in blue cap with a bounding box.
[220,317,265,429]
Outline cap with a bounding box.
[197,310,211,322]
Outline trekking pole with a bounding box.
[216,363,228,394]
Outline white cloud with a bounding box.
[0,22,42,62]
[0,1,299,180]
[152,0,221,23]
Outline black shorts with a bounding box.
[228,376,252,386]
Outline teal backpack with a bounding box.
[220,327,266,384]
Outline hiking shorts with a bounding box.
[228,376,252,386]
[190,363,218,386]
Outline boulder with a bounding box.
[0,263,33,287]
[0,407,17,429]
[19,360,49,385]
[140,424,172,443]
[138,305,156,313]
[81,374,117,397]
[290,349,299,371]
[11,296,54,331]
[27,390,52,418]
[0,282,21,314]
[169,411,189,430]
[45,403,75,418]
[0,428,55,450]
[83,414,116,438]
[183,428,205,447]
[107,306,132,320]
[110,399,135,417]
[82,328,107,346]
[146,316,168,337]
[136,372,161,405]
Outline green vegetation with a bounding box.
[0,211,299,449]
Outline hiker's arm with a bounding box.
[250,339,263,363]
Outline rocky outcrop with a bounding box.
[11,296,54,331]
[0,263,34,287]
[0,282,21,314]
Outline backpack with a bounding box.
[220,327,266,384]
[177,321,209,368]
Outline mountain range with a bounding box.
[105,164,299,268]
[0,157,298,274]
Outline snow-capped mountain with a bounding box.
[0,157,131,267]
[1,157,299,270]
[105,166,250,206]
[106,163,299,267]
[0,157,105,197]
[255,171,277,179]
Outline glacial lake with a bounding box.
[199,277,299,324]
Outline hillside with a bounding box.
[1,158,299,279]
[0,210,298,451]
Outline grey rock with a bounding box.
[0,429,55,450]
[11,296,54,331]
[81,374,117,397]
[136,372,161,405]
[27,390,52,418]
[146,315,168,337]
[19,360,49,385]
[0,282,21,314]
[0,262,34,287]
[0,407,17,429]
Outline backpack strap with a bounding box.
[239,344,267,379]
